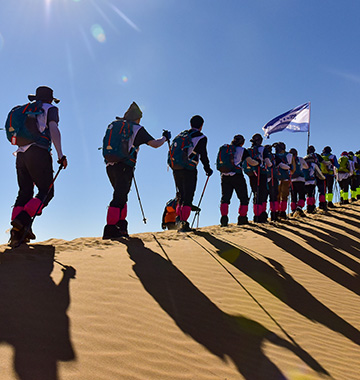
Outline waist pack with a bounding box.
[102,119,137,166]
[5,101,50,148]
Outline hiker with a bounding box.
[217,135,259,227]
[273,142,295,219]
[336,151,352,204]
[102,102,171,239]
[355,150,360,200]
[289,148,308,216]
[320,146,339,209]
[265,145,280,221]
[243,133,272,223]
[304,154,325,213]
[348,151,359,202]
[161,197,178,230]
[8,86,67,247]
[168,115,212,232]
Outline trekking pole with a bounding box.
[14,163,64,248]
[190,176,210,229]
[133,174,147,224]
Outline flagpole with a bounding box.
[307,101,311,149]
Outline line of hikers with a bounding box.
[5,87,360,246]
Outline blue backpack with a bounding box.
[243,146,264,176]
[167,130,197,170]
[102,119,137,166]
[5,101,50,148]
[216,144,242,174]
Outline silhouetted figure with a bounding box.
[0,245,76,380]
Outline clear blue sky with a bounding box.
[1,0,359,244]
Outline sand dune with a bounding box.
[1,204,360,379]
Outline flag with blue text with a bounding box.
[262,102,310,138]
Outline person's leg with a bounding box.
[233,174,249,225]
[220,175,233,227]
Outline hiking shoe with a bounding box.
[327,202,335,208]
[344,199,350,205]
[8,228,23,248]
[307,205,316,213]
[178,221,193,232]
[270,211,278,221]
[103,224,123,240]
[117,220,129,238]
[351,198,356,203]
[220,215,229,227]
[258,211,268,223]
[11,210,31,231]
[278,211,287,219]
[319,202,328,210]
[237,215,248,225]
[296,208,306,217]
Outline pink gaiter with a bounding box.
[297,199,305,208]
[220,203,229,216]
[239,205,248,217]
[11,206,24,221]
[24,198,42,217]
[280,200,287,212]
[181,206,191,221]
[319,194,326,202]
[107,207,120,225]
[291,202,297,211]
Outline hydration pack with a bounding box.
[243,146,264,176]
[167,130,199,170]
[102,119,137,166]
[5,101,50,148]
[338,155,350,173]
[216,144,242,174]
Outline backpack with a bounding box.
[102,119,136,166]
[5,101,50,148]
[338,156,349,173]
[216,144,242,174]
[243,146,264,176]
[320,154,334,175]
[167,130,198,170]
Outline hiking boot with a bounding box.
[11,210,31,231]
[117,220,129,238]
[344,199,350,205]
[278,211,287,219]
[178,221,193,232]
[258,211,268,223]
[327,202,335,208]
[237,215,248,225]
[357,194,360,200]
[103,224,123,240]
[220,215,229,227]
[318,201,327,210]
[296,208,306,217]
[270,211,278,221]
[351,198,356,203]
[307,205,316,213]
[8,228,23,248]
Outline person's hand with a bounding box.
[206,168,213,177]
[58,155,68,169]
[162,130,171,141]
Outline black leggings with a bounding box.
[173,169,197,207]
[220,173,249,205]
[15,145,54,208]
[106,162,134,208]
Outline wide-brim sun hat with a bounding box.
[28,86,60,104]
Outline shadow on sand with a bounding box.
[194,230,360,347]
[0,245,76,380]
[122,237,329,380]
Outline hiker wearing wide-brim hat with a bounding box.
[28,86,60,104]
[8,86,67,248]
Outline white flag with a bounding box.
[262,102,310,138]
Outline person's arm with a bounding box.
[314,164,325,180]
[246,156,259,166]
[193,136,212,176]
[49,121,68,168]
[147,136,166,148]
